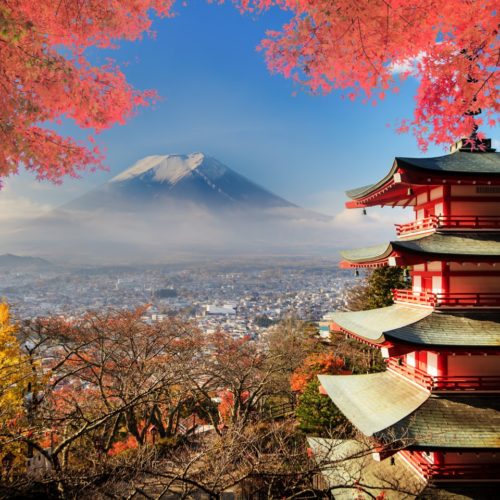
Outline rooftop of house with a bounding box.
[307,437,426,499]
[308,437,500,499]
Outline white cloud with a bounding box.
[389,52,426,75]
[329,206,412,248]
[0,186,52,222]
[0,183,415,264]
[299,189,347,217]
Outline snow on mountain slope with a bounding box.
[66,153,295,211]
[110,153,208,185]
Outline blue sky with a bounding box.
[4,1,497,217]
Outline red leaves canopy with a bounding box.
[0,1,174,183]
[1,1,497,185]
[236,0,499,149]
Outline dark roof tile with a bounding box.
[328,305,500,346]
[383,395,500,449]
[346,152,500,201]
[341,232,500,263]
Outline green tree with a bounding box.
[254,314,275,328]
[345,267,408,311]
[295,379,344,435]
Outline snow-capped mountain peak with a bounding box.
[66,153,295,211]
[110,153,209,185]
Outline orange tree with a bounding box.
[292,352,346,434]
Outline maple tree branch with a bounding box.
[356,17,380,79]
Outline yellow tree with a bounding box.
[0,303,32,472]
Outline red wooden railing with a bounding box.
[386,358,500,391]
[395,216,438,236]
[396,215,500,236]
[400,450,499,479]
[433,375,500,391]
[392,289,435,306]
[386,358,433,390]
[392,289,500,308]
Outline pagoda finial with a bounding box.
[450,125,495,153]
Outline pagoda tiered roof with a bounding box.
[319,372,500,448]
[308,437,500,498]
[340,232,500,267]
[318,371,429,435]
[327,305,500,347]
[322,141,500,490]
[307,437,425,499]
[387,395,500,449]
[345,151,500,208]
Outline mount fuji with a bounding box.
[4,153,337,263]
[65,153,296,212]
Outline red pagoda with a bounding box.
[316,138,500,496]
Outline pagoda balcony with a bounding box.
[392,289,500,309]
[395,215,500,237]
[400,451,499,480]
[432,375,500,392]
[386,357,433,390]
[387,358,500,392]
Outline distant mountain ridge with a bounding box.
[65,153,295,211]
[0,253,51,268]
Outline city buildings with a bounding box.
[1,261,355,336]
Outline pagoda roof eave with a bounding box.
[329,305,431,344]
[340,242,394,264]
[396,151,500,176]
[307,438,426,497]
[319,373,500,448]
[341,232,500,267]
[318,371,430,436]
[345,160,399,203]
[345,151,500,205]
[329,305,500,347]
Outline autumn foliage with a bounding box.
[290,352,345,393]
[1,1,497,185]
[0,0,500,186]
[0,303,27,413]
[0,303,35,471]
[0,311,287,482]
[235,0,499,149]
[0,309,411,497]
[0,1,174,184]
